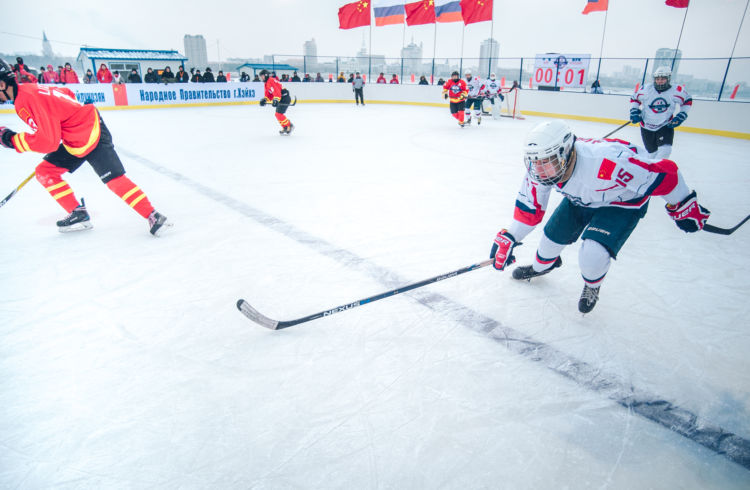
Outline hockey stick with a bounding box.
[703,214,750,235]
[602,121,631,139]
[237,258,494,329]
[0,171,35,209]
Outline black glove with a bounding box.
[668,111,687,128]
[629,108,642,124]
[272,99,279,107]
[259,98,266,107]
[444,93,448,99]
[0,126,16,149]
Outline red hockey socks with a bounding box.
[275,112,290,128]
[106,175,155,219]
[35,161,80,213]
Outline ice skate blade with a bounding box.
[58,222,93,233]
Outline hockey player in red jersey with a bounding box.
[0,59,170,235]
[442,71,468,127]
[258,69,294,135]
[490,120,710,313]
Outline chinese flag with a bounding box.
[582,0,608,14]
[339,1,371,29]
[405,0,436,26]
[112,84,128,106]
[665,0,689,7]
[460,0,492,25]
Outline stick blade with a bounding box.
[236,299,280,330]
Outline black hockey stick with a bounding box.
[262,96,297,107]
[237,258,494,329]
[703,214,750,235]
[0,171,35,209]
[602,121,631,139]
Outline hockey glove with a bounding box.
[444,93,448,99]
[259,98,266,107]
[629,108,642,124]
[272,99,279,107]
[0,127,16,149]
[499,93,505,102]
[668,111,687,128]
[666,190,711,233]
[490,230,519,271]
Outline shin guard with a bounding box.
[106,175,155,219]
[36,161,79,213]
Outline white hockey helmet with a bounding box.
[653,66,671,91]
[489,73,496,80]
[523,120,576,185]
[464,70,471,78]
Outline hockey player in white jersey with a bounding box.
[483,73,505,119]
[463,70,486,125]
[630,66,692,159]
[490,120,710,313]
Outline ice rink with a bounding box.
[1,101,749,488]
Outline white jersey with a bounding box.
[484,78,502,97]
[630,83,692,131]
[465,77,485,98]
[509,138,689,239]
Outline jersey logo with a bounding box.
[597,159,616,180]
[648,97,671,113]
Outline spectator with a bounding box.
[127,68,142,83]
[12,57,31,74]
[112,70,124,84]
[352,71,365,106]
[97,63,113,83]
[302,73,311,82]
[60,63,79,84]
[252,74,260,82]
[418,75,429,85]
[389,74,399,84]
[42,64,59,84]
[175,65,189,83]
[591,79,603,94]
[437,77,445,86]
[191,69,203,83]
[13,57,37,84]
[144,67,159,83]
[57,66,64,81]
[83,69,96,84]
[240,71,250,82]
[315,72,324,82]
[337,71,346,83]
[280,74,289,82]
[376,72,387,84]
[202,67,215,82]
[160,66,175,84]
[217,70,227,82]
[291,71,301,82]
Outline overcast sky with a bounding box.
[3,0,748,61]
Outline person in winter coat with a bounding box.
[191,69,202,83]
[240,71,250,82]
[202,67,215,82]
[82,69,96,84]
[42,64,59,84]
[59,63,79,84]
[127,68,142,83]
[144,67,159,83]
[216,70,227,82]
[160,66,176,84]
[376,73,387,83]
[96,64,113,83]
[175,65,189,83]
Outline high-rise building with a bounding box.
[654,48,682,78]
[401,39,423,75]
[304,39,318,63]
[184,34,208,70]
[479,38,500,77]
[42,31,54,58]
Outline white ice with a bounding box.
[1,103,749,489]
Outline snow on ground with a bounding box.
[1,102,749,488]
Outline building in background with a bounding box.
[401,39,423,77]
[303,38,318,64]
[184,35,208,71]
[654,48,682,78]
[479,38,499,78]
[42,31,54,58]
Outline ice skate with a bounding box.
[56,198,92,233]
[148,211,171,236]
[512,257,562,281]
[477,115,482,125]
[578,284,600,313]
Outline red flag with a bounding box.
[460,0,492,25]
[339,0,371,29]
[582,0,608,14]
[405,0,436,25]
[665,0,689,7]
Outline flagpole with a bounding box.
[460,25,465,75]
[488,1,495,77]
[671,3,690,71]
[718,0,749,100]
[433,21,438,83]
[595,5,609,82]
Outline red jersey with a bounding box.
[10,84,101,158]
[264,77,284,103]
[442,79,468,103]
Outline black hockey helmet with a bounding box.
[0,58,18,98]
[451,71,459,78]
[258,69,270,79]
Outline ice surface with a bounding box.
[1,103,749,488]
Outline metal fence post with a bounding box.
[718,57,732,101]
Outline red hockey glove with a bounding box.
[259,98,267,107]
[666,190,711,233]
[0,127,16,149]
[490,229,519,270]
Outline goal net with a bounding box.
[495,88,524,119]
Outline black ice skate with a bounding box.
[477,115,482,125]
[578,284,600,314]
[511,257,562,281]
[280,123,294,136]
[56,198,92,233]
[148,211,171,236]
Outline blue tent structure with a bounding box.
[235,63,299,76]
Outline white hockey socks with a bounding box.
[578,239,611,286]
